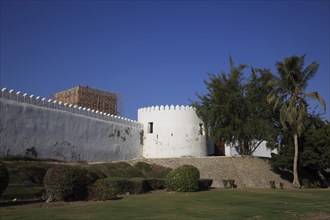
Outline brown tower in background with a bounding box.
[54,85,119,115]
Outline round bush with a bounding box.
[165,165,200,192]
[88,179,117,201]
[43,165,90,201]
[0,162,9,196]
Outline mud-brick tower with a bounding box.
[138,105,207,158]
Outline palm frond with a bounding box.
[303,91,326,111]
[280,104,288,129]
[267,90,277,103]
[273,97,281,112]
[301,62,319,88]
[286,105,297,125]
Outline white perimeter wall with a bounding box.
[0,98,143,162]
[225,141,278,158]
[138,105,207,158]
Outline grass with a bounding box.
[1,189,329,220]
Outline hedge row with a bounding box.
[2,162,212,202]
[0,162,9,196]
[89,177,166,200]
[43,165,167,201]
[43,165,91,201]
[198,179,213,191]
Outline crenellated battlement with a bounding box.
[138,105,196,113]
[1,88,142,129]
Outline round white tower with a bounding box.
[138,105,207,158]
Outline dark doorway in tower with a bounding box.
[214,140,225,156]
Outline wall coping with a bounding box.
[1,87,143,129]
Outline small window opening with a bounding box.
[199,123,204,135]
[148,122,153,133]
[171,133,173,136]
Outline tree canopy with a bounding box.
[193,57,277,155]
[194,55,328,187]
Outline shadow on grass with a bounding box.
[0,196,124,208]
[0,198,44,207]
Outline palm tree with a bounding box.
[267,54,326,188]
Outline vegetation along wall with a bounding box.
[0,92,143,162]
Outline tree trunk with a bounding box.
[317,170,327,188]
[239,140,244,155]
[292,133,301,188]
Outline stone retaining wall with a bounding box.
[128,157,291,188]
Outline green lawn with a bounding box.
[1,189,329,220]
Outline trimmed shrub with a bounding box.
[101,177,147,195]
[3,161,51,186]
[128,178,147,194]
[43,165,90,201]
[24,167,47,186]
[85,171,101,184]
[103,177,126,194]
[0,162,9,196]
[88,162,143,178]
[135,162,152,174]
[199,179,213,191]
[88,179,117,201]
[310,181,321,188]
[1,186,45,201]
[165,165,200,192]
[302,179,310,188]
[10,167,47,187]
[135,162,172,178]
[228,179,235,188]
[144,178,165,190]
[302,179,321,189]
[222,180,229,188]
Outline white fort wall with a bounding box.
[138,105,207,158]
[0,88,143,162]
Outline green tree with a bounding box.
[244,68,279,153]
[193,57,276,155]
[267,54,326,188]
[301,120,330,187]
[271,115,329,187]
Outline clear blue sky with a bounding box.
[1,0,329,120]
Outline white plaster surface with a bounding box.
[0,98,143,162]
[225,141,278,158]
[138,105,207,158]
